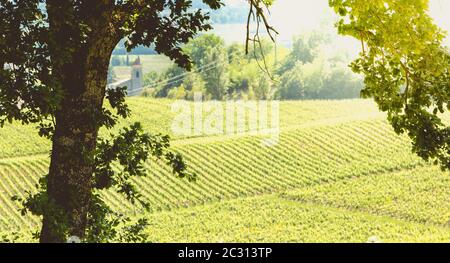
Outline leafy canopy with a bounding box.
[0,0,223,130]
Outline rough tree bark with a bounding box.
[40,1,117,243]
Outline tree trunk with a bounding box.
[38,0,119,243]
[39,51,113,242]
[39,58,110,242]
[40,95,100,243]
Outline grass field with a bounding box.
[0,98,448,242]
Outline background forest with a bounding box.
[110,32,363,101]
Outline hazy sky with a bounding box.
[221,0,450,49]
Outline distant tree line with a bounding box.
[110,2,249,57]
[112,46,157,55]
[277,32,363,100]
[110,55,137,67]
[143,33,364,101]
[192,0,248,24]
[112,39,157,55]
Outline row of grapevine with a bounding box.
[0,98,385,158]
[0,118,428,232]
[283,166,450,226]
[143,193,449,243]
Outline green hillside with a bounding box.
[0,98,448,242]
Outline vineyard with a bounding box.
[0,98,448,242]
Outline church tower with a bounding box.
[131,56,143,93]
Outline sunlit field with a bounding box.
[0,98,448,242]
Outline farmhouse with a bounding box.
[107,57,143,96]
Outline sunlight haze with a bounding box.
[219,0,450,48]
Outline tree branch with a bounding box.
[245,0,278,55]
